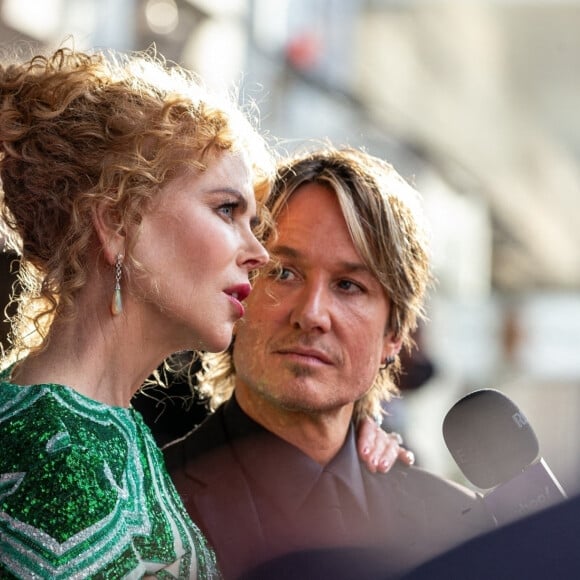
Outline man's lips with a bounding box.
[275,346,335,365]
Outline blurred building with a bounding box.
[1,0,579,492]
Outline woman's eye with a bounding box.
[218,203,237,220]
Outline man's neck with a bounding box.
[234,384,354,466]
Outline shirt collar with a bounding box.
[223,395,368,515]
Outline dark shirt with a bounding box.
[165,396,495,580]
[223,395,371,551]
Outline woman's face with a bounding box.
[130,150,269,353]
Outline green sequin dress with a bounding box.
[0,367,221,579]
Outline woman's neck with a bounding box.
[10,311,165,408]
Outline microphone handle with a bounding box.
[483,458,567,526]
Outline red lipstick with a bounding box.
[224,283,252,318]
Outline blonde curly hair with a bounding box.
[0,46,274,362]
[197,145,432,423]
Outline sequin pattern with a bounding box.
[0,369,220,579]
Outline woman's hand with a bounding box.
[357,416,415,473]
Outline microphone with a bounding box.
[443,389,567,526]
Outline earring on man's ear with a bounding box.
[380,355,395,371]
[111,253,124,316]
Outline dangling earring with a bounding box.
[111,253,124,316]
[380,355,395,371]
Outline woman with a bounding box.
[0,47,408,578]
[0,46,272,579]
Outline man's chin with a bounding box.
[274,393,352,417]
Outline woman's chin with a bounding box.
[192,330,233,354]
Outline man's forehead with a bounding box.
[270,184,372,268]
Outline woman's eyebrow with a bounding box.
[205,187,247,206]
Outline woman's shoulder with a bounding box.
[0,380,209,578]
[0,382,135,538]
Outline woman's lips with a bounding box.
[224,283,252,318]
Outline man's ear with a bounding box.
[92,201,125,265]
[382,332,403,363]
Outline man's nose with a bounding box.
[289,282,331,333]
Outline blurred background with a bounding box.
[0,0,579,494]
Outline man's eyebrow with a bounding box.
[270,244,371,274]
[269,244,300,260]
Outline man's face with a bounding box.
[233,182,400,415]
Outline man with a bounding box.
[165,147,495,579]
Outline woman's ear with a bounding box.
[92,200,125,265]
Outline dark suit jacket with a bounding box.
[399,492,580,580]
[164,398,495,580]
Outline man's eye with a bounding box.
[269,266,294,281]
[338,279,363,292]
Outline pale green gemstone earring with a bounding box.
[111,253,123,315]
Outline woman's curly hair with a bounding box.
[0,46,274,361]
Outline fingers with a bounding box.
[373,431,415,473]
[357,416,415,474]
[374,436,400,474]
[358,416,392,473]
[357,416,379,462]
[390,431,404,445]
[387,431,416,467]
[398,447,415,467]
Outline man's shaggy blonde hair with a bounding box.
[197,145,432,423]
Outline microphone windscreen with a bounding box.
[443,389,539,489]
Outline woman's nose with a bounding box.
[242,232,269,271]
